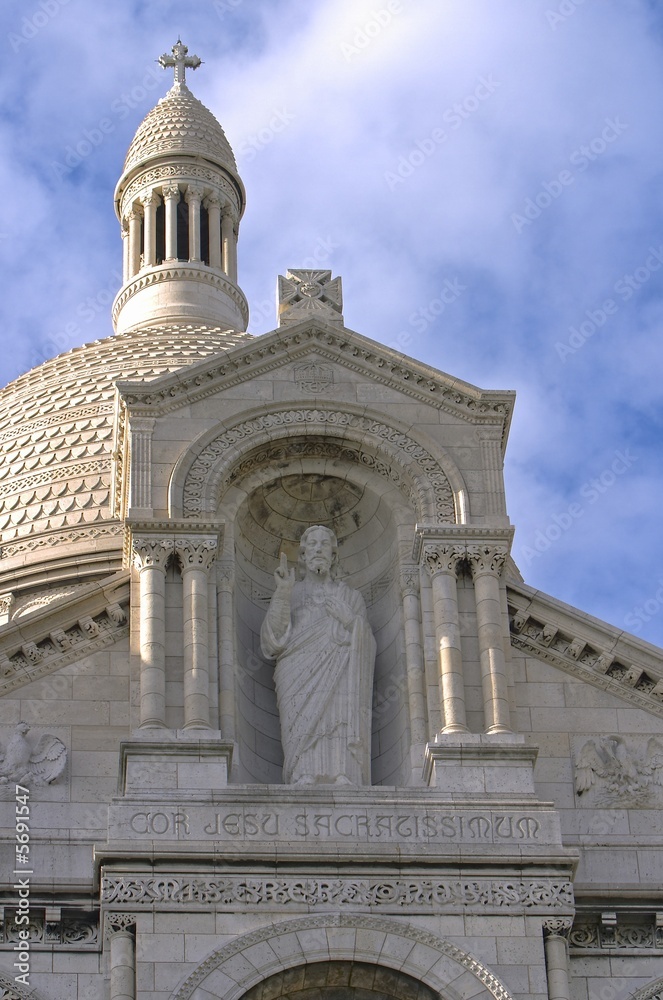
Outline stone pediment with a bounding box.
[508,581,663,718]
[115,318,515,448]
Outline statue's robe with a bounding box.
[261,577,376,785]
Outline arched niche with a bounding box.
[238,962,440,1000]
[222,451,414,785]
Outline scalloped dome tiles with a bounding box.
[123,83,238,175]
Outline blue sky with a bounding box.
[1,0,663,645]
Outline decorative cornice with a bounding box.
[412,526,514,564]
[509,586,663,719]
[115,322,514,443]
[0,572,129,694]
[111,263,249,327]
[119,161,240,218]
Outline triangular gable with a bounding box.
[115,317,515,450]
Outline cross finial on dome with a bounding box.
[158,39,202,86]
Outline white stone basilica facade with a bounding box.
[1,42,662,1000]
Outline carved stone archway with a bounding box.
[170,403,468,524]
[169,914,514,1000]
[630,978,663,1000]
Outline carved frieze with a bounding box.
[570,915,663,951]
[102,874,573,911]
[0,908,98,950]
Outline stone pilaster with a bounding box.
[140,191,161,267]
[399,565,427,744]
[127,206,142,277]
[467,542,511,734]
[217,559,236,740]
[128,417,155,518]
[132,536,173,728]
[175,535,219,729]
[107,914,136,1000]
[420,542,468,734]
[543,918,573,1000]
[478,427,507,516]
[162,183,180,260]
[185,183,204,262]
[205,194,222,269]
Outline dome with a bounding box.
[123,82,238,176]
[0,325,251,579]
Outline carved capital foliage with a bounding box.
[399,567,420,597]
[466,544,508,578]
[132,536,173,571]
[543,917,573,939]
[185,182,204,202]
[127,206,142,222]
[217,559,235,585]
[421,542,464,579]
[175,536,218,572]
[162,182,181,200]
[105,912,136,937]
[204,194,222,210]
[140,191,161,208]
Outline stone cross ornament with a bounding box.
[158,39,202,86]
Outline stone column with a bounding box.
[399,566,428,744]
[108,918,136,1000]
[121,221,130,283]
[185,183,204,262]
[221,211,236,281]
[217,560,236,740]
[175,536,218,729]
[467,543,511,733]
[127,207,142,277]
[132,536,173,728]
[205,195,222,269]
[421,543,468,734]
[140,191,160,268]
[543,919,573,1000]
[163,183,180,260]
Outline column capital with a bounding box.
[204,193,222,210]
[399,566,420,597]
[543,917,573,940]
[185,182,204,203]
[132,536,173,571]
[105,912,137,937]
[140,190,161,208]
[420,542,465,579]
[466,543,509,578]
[162,182,180,200]
[127,206,142,222]
[175,535,218,572]
[217,559,235,585]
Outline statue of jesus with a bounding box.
[260,525,376,786]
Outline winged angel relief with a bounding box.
[575,735,663,807]
[0,722,67,797]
